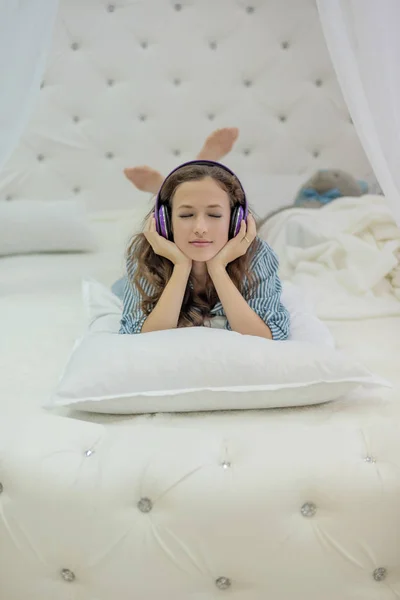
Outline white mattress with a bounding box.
[0,208,141,417]
[1,208,400,600]
[1,207,399,425]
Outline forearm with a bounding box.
[208,265,272,339]
[141,263,191,333]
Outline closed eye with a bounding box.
[179,214,222,218]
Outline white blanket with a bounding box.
[259,195,400,319]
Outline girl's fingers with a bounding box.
[247,213,257,238]
[149,214,157,233]
[144,213,153,232]
[239,218,247,241]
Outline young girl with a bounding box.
[117,160,290,340]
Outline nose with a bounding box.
[193,215,207,235]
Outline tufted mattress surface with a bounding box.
[0,209,399,600]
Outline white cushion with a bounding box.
[0,199,95,255]
[281,281,335,347]
[46,280,389,415]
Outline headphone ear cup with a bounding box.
[158,205,172,240]
[157,205,167,239]
[164,206,172,240]
[229,206,244,239]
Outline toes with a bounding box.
[123,168,135,180]
[213,127,239,143]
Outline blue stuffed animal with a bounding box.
[256,169,369,230]
[294,169,368,208]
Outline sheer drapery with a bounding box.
[317,0,400,225]
[0,0,59,172]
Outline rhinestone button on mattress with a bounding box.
[364,455,376,463]
[216,577,231,590]
[61,569,75,582]
[373,567,387,581]
[301,502,317,517]
[138,497,153,513]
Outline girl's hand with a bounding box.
[207,214,257,271]
[143,214,192,267]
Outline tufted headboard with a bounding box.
[0,0,372,215]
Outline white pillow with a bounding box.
[0,199,95,255]
[46,280,389,414]
[48,327,389,415]
[281,281,335,347]
[83,277,336,347]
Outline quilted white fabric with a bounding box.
[0,0,372,216]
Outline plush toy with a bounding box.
[294,169,368,208]
[257,169,369,230]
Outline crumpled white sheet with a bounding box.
[259,195,400,320]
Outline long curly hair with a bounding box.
[126,163,257,328]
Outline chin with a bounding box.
[186,246,220,262]
[187,251,215,262]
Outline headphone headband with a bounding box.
[155,160,248,224]
[154,160,248,239]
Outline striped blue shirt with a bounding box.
[118,237,290,340]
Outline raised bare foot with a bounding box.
[196,127,239,161]
[123,166,164,194]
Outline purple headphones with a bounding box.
[154,160,248,241]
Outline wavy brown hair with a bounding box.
[126,163,257,327]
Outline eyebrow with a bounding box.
[178,204,223,209]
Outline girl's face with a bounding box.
[171,177,231,262]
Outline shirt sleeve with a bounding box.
[119,260,152,335]
[226,238,291,340]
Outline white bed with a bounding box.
[1,0,400,596]
[1,201,400,600]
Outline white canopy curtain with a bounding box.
[0,0,59,173]
[317,0,400,226]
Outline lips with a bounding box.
[189,241,212,247]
